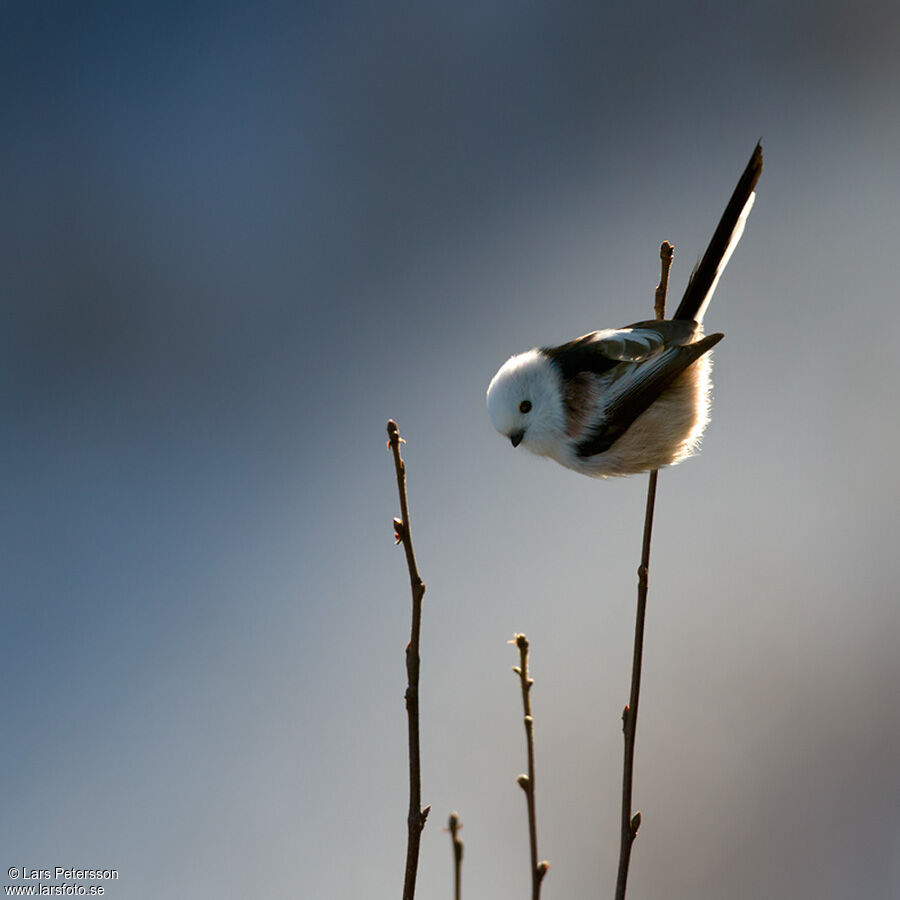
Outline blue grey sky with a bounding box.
[2,2,899,898]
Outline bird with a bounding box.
[486,143,762,477]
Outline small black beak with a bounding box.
[509,430,525,448]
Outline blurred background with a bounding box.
[2,1,898,898]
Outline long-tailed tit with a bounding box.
[487,143,762,477]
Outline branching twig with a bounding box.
[447,812,464,900]
[511,633,549,900]
[387,420,431,900]
[614,242,673,900]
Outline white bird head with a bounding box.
[486,350,565,457]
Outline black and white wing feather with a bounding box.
[542,324,722,456]
[541,320,698,376]
[574,332,723,456]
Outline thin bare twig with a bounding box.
[447,812,464,900]
[387,419,431,900]
[654,241,674,321]
[511,633,549,900]
[614,242,673,900]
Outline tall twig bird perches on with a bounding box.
[487,144,762,475]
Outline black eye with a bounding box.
[519,400,532,414]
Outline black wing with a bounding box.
[541,321,698,380]
[575,332,723,457]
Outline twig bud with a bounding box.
[517,774,530,790]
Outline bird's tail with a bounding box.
[673,142,763,323]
